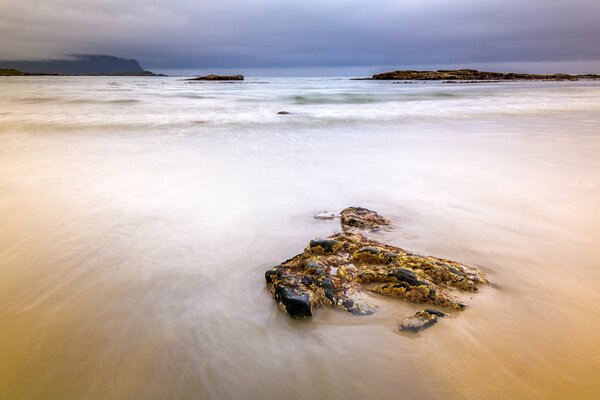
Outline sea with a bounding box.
[1,76,600,399]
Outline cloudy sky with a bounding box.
[1,0,599,74]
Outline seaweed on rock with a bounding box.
[265,207,488,319]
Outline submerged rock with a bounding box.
[277,111,291,115]
[314,211,337,220]
[265,207,489,321]
[400,309,447,333]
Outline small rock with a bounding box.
[424,309,448,317]
[265,268,279,284]
[340,207,390,230]
[388,268,430,288]
[308,238,336,253]
[358,246,380,255]
[346,295,376,316]
[400,309,447,333]
[314,211,337,220]
[277,111,291,115]
[274,285,312,319]
[316,278,335,302]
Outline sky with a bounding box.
[1,0,600,75]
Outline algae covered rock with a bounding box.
[340,207,390,231]
[400,309,447,333]
[274,285,313,319]
[265,207,488,322]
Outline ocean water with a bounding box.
[1,76,600,399]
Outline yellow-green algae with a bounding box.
[265,207,489,318]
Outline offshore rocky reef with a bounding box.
[265,207,489,332]
[364,69,600,81]
[188,74,244,81]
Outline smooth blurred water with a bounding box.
[1,77,600,399]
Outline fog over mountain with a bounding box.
[1,0,599,73]
[0,55,144,74]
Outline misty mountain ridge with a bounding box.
[0,55,149,75]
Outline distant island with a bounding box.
[363,69,600,81]
[0,55,162,76]
[187,74,244,81]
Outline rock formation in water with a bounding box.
[265,207,489,331]
[400,309,447,332]
[189,74,244,81]
[0,55,159,76]
[366,69,600,81]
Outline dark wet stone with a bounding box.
[358,246,380,255]
[317,278,335,302]
[343,298,354,311]
[388,268,429,287]
[316,278,332,289]
[276,273,300,286]
[424,309,447,317]
[400,312,438,333]
[305,261,326,277]
[301,276,313,286]
[265,268,279,284]
[274,285,312,319]
[346,217,360,227]
[309,239,336,253]
[440,263,466,278]
[277,111,291,115]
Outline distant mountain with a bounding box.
[0,55,149,75]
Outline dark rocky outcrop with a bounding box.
[367,69,600,81]
[189,74,244,81]
[265,207,489,322]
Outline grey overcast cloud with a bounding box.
[1,0,600,74]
